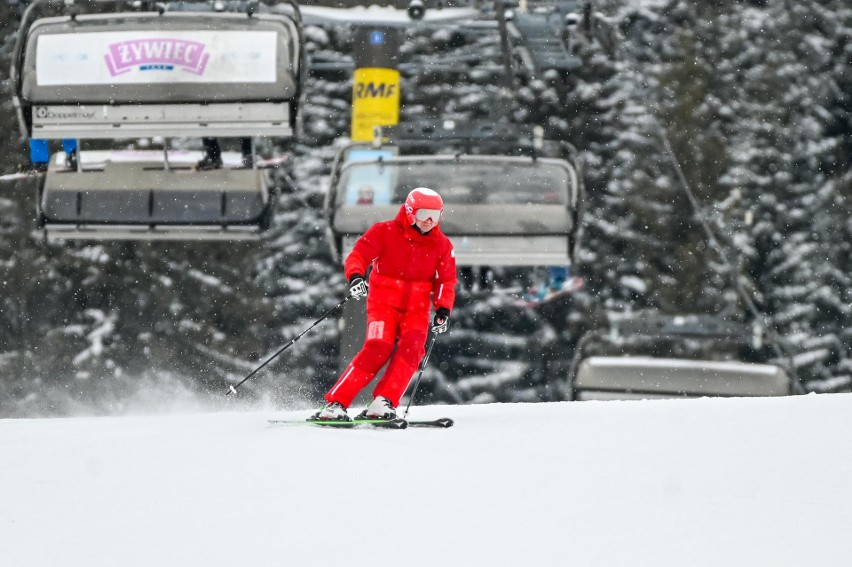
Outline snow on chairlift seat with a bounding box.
[572,356,791,400]
[326,152,581,267]
[19,11,301,138]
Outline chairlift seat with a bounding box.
[39,150,270,241]
[573,356,791,400]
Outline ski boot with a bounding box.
[309,401,350,422]
[195,154,223,171]
[355,396,397,421]
[62,150,78,172]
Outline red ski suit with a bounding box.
[326,206,457,408]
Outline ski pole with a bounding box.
[225,295,351,395]
[402,331,439,419]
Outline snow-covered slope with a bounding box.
[2,395,851,566]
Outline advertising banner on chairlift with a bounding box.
[36,31,278,86]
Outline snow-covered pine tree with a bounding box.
[574,2,723,316]
[711,1,852,390]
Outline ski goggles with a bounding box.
[414,208,442,223]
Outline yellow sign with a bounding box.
[351,67,400,141]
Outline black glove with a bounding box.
[348,274,368,299]
[432,307,451,334]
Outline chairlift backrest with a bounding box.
[22,12,299,105]
[572,356,791,400]
[335,154,575,207]
[325,144,581,266]
[15,11,302,139]
[566,313,796,400]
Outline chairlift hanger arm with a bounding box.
[284,0,481,27]
[375,121,569,162]
[11,0,55,93]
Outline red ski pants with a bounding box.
[326,302,429,408]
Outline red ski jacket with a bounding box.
[344,206,457,313]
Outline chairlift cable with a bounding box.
[609,27,805,394]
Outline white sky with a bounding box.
[2,394,851,566]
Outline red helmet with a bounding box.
[404,187,443,225]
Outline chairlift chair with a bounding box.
[506,0,584,76]
[11,0,304,241]
[323,121,583,268]
[566,312,795,400]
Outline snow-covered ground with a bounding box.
[2,394,851,566]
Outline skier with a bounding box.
[312,187,457,421]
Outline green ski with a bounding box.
[268,417,454,429]
[268,418,408,429]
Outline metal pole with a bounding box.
[402,332,439,419]
[163,138,170,172]
[225,296,351,395]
